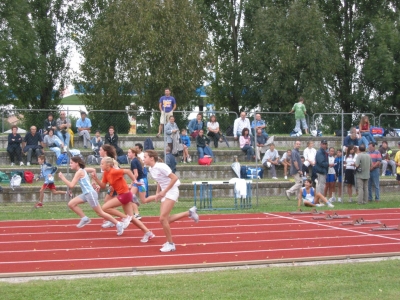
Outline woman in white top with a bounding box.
[142,150,199,253]
[207,115,222,148]
[344,145,357,202]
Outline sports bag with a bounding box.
[24,171,34,183]
[10,174,22,189]
[56,153,69,166]
[144,138,154,150]
[0,171,10,183]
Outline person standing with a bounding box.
[344,145,357,202]
[367,142,382,202]
[394,141,400,185]
[157,88,176,138]
[355,145,372,205]
[233,112,251,140]
[289,97,308,135]
[285,141,303,200]
[7,125,24,166]
[314,140,329,195]
[76,111,92,148]
[56,111,71,152]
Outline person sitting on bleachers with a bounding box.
[91,130,103,156]
[180,129,191,163]
[251,113,268,138]
[262,143,279,179]
[343,127,369,153]
[378,141,396,177]
[43,113,57,136]
[22,125,44,166]
[279,149,292,180]
[188,113,204,139]
[165,146,176,174]
[239,127,255,161]
[255,128,267,160]
[56,111,71,152]
[7,125,24,166]
[104,126,124,156]
[196,129,213,158]
[76,111,92,149]
[43,128,64,159]
[233,111,251,140]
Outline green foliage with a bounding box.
[75,0,209,114]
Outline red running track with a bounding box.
[1,208,400,276]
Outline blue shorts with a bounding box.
[133,178,147,193]
[326,174,336,183]
[337,175,342,183]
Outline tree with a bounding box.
[0,0,72,110]
[75,0,209,132]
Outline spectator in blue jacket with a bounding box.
[188,114,204,139]
[343,127,369,153]
[180,129,191,163]
[315,140,329,194]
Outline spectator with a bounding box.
[7,125,24,166]
[255,128,267,160]
[188,113,204,139]
[157,87,176,138]
[262,143,279,179]
[315,140,329,195]
[355,144,372,205]
[367,142,382,202]
[303,140,316,169]
[239,128,255,161]
[43,113,57,136]
[196,129,213,159]
[207,115,222,148]
[289,97,308,135]
[301,157,309,177]
[285,140,303,200]
[91,130,103,156]
[251,113,268,138]
[343,127,369,152]
[135,143,144,162]
[344,145,357,202]
[180,129,191,163]
[43,128,64,158]
[76,111,92,149]
[233,112,251,140]
[104,126,124,156]
[334,149,343,203]
[22,126,44,166]
[378,141,396,176]
[165,115,179,153]
[165,146,177,174]
[359,115,376,144]
[279,149,292,180]
[394,142,400,185]
[324,147,336,202]
[56,111,71,151]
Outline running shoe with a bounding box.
[315,203,325,207]
[189,206,199,223]
[327,202,335,208]
[140,231,155,243]
[116,222,124,236]
[328,197,336,203]
[132,195,140,206]
[160,242,176,252]
[35,202,43,208]
[76,217,91,228]
[134,213,142,220]
[122,215,132,229]
[101,221,115,228]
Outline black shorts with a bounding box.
[344,169,355,185]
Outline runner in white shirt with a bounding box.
[142,150,199,252]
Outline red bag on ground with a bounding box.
[24,171,34,184]
[198,157,212,165]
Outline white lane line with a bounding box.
[0,233,398,254]
[1,241,400,266]
[264,212,400,242]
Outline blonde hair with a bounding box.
[102,156,119,168]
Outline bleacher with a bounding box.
[1,135,399,203]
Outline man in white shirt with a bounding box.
[262,143,280,179]
[233,111,251,140]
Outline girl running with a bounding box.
[127,147,147,219]
[91,157,155,243]
[58,156,124,235]
[141,150,199,252]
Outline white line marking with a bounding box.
[264,212,400,242]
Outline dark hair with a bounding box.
[210,115,217,122]
[101,144,117,159]
[38,155,46,162]
[71,156,85,168]
[11,125,18,130]
[48,113,53,117]
[108,126,115,130]
[145,149,159,162]
[346,145,355,157]
[242,127,250,136]
[135,143,143,151]
[304,178,312,184]
[359,145,366,152]
[48,128,54,134]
